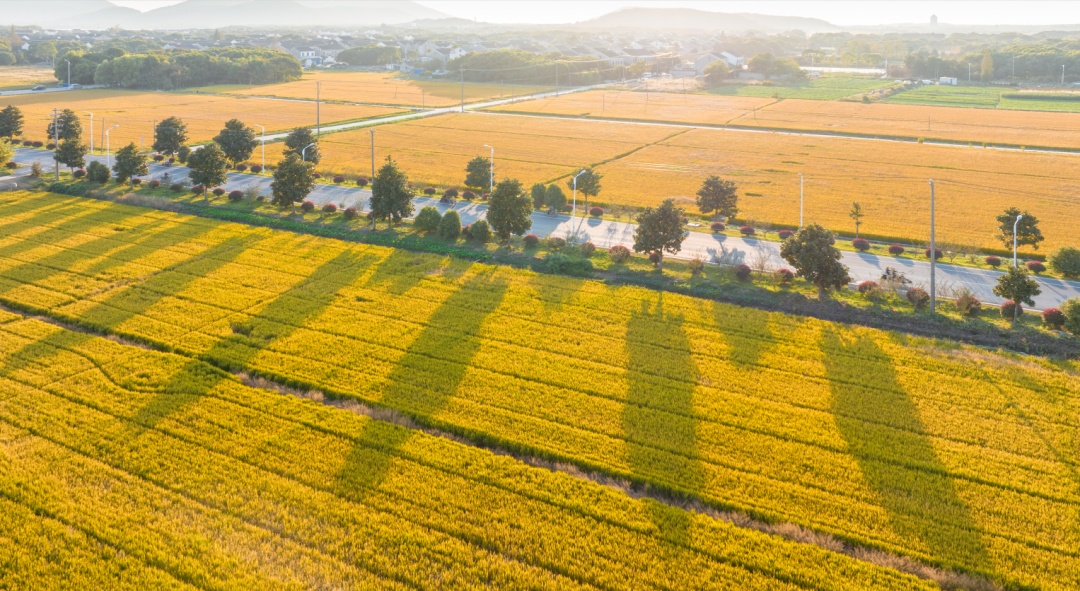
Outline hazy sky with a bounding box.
[109,0,1080,26]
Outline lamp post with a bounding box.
[369,129,375,181]
[482,144,493,196]
[301,142,315,162]
[929,179,936,315]
[105,125,119,168]
[254,124,265,169]
[571,168,587,219]
[64,59,70,86]
[1013,214,1023,268]
[85,112,93,154]
[798,172,804,227]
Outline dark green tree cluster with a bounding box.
[486,178,533,242]
[271,154,316,212]
[448,49,649,85]
[62,47,301,89]
[153,116,188,156]
[0,105,24,139]
[695,175,738,219]
[780,224,851,299]
[370,156,414,228]
[633,198,687,271]
[112,143,148,186]
[337,45,401,66]
[213,119,257,166]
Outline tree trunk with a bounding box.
[818,284,827,300]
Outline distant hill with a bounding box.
[4,0,131,27]
[579,7,838,34]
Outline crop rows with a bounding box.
[0,309,933,590]
[1,192,1078,590]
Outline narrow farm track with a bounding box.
[0,193,1078,590]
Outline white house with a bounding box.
[719,51,745,67]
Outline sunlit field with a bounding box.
[0,65,56,90]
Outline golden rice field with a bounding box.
[491,90,1080,149]
[0,65,56,90]
[2,191,1079,591]
[215,71,555,107]
[2,88,401,150]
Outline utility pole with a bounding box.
[798,173,804,227]
[1062,64,1066,86]
[86,112,93,154]
[459,68,464,113]
[483,144,493,196]
[369,128,375,181]
[1013,215,1023,268]
[52,108,59,180]
[1012,55,1015,83]
[929,179,936,315]
[316,81,321,136]
[254,124,265,170]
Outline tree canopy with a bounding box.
[65,47,301,89]
[186,143,229,192]
[46,109,81,142]
[486,178,533,242]
[566,167,602,201]
[337,45,401,66]
[370,156,414,227]
[112,142,148,185]
[695,175,738,219]
[0,105,23,139]
[271,154,316,210]
[282,128,319,165]
[213,119,257,165]
[54,139,87,172]
[633,198,687,270]
[993,266,1041,321]
[464,155,490,191]
[152,116,188,156]
[780,224,851,298]
[996,207,1044,250]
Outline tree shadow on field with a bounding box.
[0,198,84,234]
[131,250,372,430]
[0,201,147,262]
[623,294,704,546]
[335,268,508,499]
[820,327,990,574]
[364,248,469,296]
[712,300,772,368]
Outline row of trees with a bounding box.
[57,47,302,89]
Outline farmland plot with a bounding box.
[0,191,1078,590]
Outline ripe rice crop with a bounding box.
[2,89,402,149]
[707,76,897,100]
[0,191,1078,590]
[0,311,932,591]
[0,65,57,90]
[491,89,772,125]
[215,71,555,107]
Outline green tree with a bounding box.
[270,153,316,212]
[980,50,994,82]
[54,139,87,172]
[0,105,23,139]
[849,202,863,238]
[486,178,533,242]
[370,156,414,228]
[632,198,686,271]
[46,108,81,142]
[780,224,851,299]
[186,143,229,196]
[748,53,775,75]
[529,182,546,209]
[111,142,148,186]
[413,206,443,233]
[993,266,1041,322]
[177,145,191,164]
[544,184,566,212]
[565,167,602,208]
[152,116,188,156]
[996,207,1044,251]
[464,155,490,191]
[1048,246,1080,278]
[1061,297,1080,335]
[282,127,318,164]
[0,141,13,167]
[438,209,462,240]
[86,160,109,184]
[695,175,738,219]
[703,60,730,85]
[212,118,257,165]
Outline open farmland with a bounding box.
[1,191,1079,590]
[492,89,773,125]
[211,70,555,107]
[279,112,681,187]
[0,312,935,591]
[707,76,897,100]
[0,65,56,90]
[1,88,402,149]
[889,84,1080,113]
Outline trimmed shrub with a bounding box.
[191,184,204,194]
[72,168,86,179]
[212,187,226,197]
[578,241,596,257]
[444,188,459,199]
[588,206,604,217]
[465,219,491,242]
[250,165,263,174]
[739,225,755,236]
[437,209,462,240]
[152,154,165,162]
[462,190,476,200]
[856,280,879,294]
[609,245,631,264]
[688,256,705,276]
[228,190,243,202]
[1061,298,1080,334]
[852,238,871,252]
[482,193,491,201]
[235,163,248,172]
[710,222,726,233]
[4,161,15,170]
[343,207,358,220]
[87,161,109,184]
[775,268,795,285]
[734,263,752,281]
[312,172,322,179]
[414,206,442,233]
[34,141,45,148]
[357,177,368,187]
[300,200,315,213]
[648,250,662,265]
[177,146,191,163]
[423,186,437,195]
[170,183,184,192]
[322,203,338,213]
[166,157,175,165]
[547,236,567,250]
[888,244,905,255]
[1025,260,1046,274]
[906,287,931,310]
[131,178,142,187]
[333,175,345,184]
[1049,247,1080,278]
[522,233,539,248]
[985,255,1002,268]
[21,140,32,147]
[778,229,794,239]
[542,252,594,276]
[1000,300,1023,319]
[560,203,571,212]
[954,290,982,317]
[924,248,943,260]
[45,142,55,150]
[147,179,161,189]
[1042,308,1066,329]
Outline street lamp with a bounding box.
[85,112,93,154]
[105,125,119,167]
[301,142,315,162]
[254,124,265,169]
[64,59,71,87]
[482,144,493,196]
[571,169,588,219]
[1013,214,1023,268]
[798,172,804,227]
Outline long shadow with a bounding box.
[131,250,374,429]
[623,295,704,546]
[0,198,86,233]
[335,269,509,498]
[712,300,772,368]
[0,201,148,262]
[820,327,990,573]
[364,247,469,296]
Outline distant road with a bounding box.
[0,85,104,97]
[13,146,1079,310]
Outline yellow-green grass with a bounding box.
[0,65,56,90]
[0,314,935,591]
[1,88,402,150]
[215,70,555,107]
[1,191,1078,590]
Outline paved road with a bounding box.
[0,84,104,97]
[12,147,1080,310]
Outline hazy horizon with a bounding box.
[105,0,1080,26]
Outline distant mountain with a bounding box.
[3,0,125,26]
[579,7,838,34]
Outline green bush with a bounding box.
[1049,247,1080,278]
[414,206,442,233]
[438,209,461,240]
[465,219,491,242]
[541,252,593,276]
[1062,298,1080,335]
[86,161,110,184]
